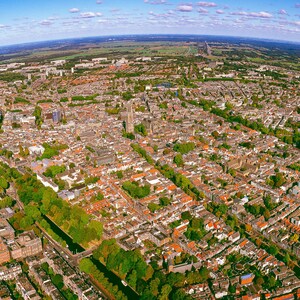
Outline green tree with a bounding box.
[255,277,264,286]
[158,284,172,300]
[149,278,160,297]
[96,192,104,200]
[263,209,270,220]
[211,131,219,139]
[0,177,9,190]
[267,172,286,188]
[228,284,236,293]
[148,203,161,213]
[159,197,171,207]
[116,170,123,179]
[174,154,184,167]
[122,92,133,101]
[43,165,66,178]
[197,267,209,281]
[69,162,75,168]
[290,233,299,243]
[52,274,64,289]
[181,211,192,220]
[173,142,195,154]
[127,270,137,290]
[134,123,148,136]
[24,205,41,221]
[269,245,279,256]
[79,258,94,273]
[122,181,150,199]
[88,220,103,239]
[283,253,291,265]
[33,105,43,127]
[19,215,34,229]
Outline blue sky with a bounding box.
[0,0,299,46]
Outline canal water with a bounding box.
[43,215,85,254]
[91,258,139,300]
[43,215,139,299]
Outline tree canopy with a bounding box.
[122,181,150,199]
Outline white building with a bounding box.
[51,60,66,66]
[37,174,59,192]
[28,145,45,156]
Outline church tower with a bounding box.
[126,102,134,133]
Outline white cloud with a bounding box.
[231,11,272,19]
[80,12,103,18]
[97,19,108,23]
[177,5,193,12]
[69,8,80,13]
[197,2,217,7]
[198,8,208,14]
[216,9,224,14]
[96,0,102,4]
[39,19,53,26]
[278,9,287,15]
[144,0,167,4]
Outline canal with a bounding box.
[91,258,139,300]
[42,215,85,254]
[43,215,139,299]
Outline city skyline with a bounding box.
[0,0,300,46]
[0,2,300,298]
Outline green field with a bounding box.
[0,41,199,64]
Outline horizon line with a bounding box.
[1,33,300,49]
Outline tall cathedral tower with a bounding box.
[126,102,134,133]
